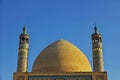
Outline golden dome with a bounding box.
[32,40,92,72]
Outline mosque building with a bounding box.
[13,25,107,80]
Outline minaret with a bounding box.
[17,26,29,72]
[91,25,104,72]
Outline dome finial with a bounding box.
[94,24,98,33]
[23,25,27,34]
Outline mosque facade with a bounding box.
[13,25,107,80]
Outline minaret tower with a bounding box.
[17,26,29,72]
[91,25,104,72]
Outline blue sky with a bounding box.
[1,0,120,80]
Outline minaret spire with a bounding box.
[23,25,27,34]
[94,24,98,33]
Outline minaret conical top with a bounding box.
[23,25,27,34]
[94,24,98,33]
